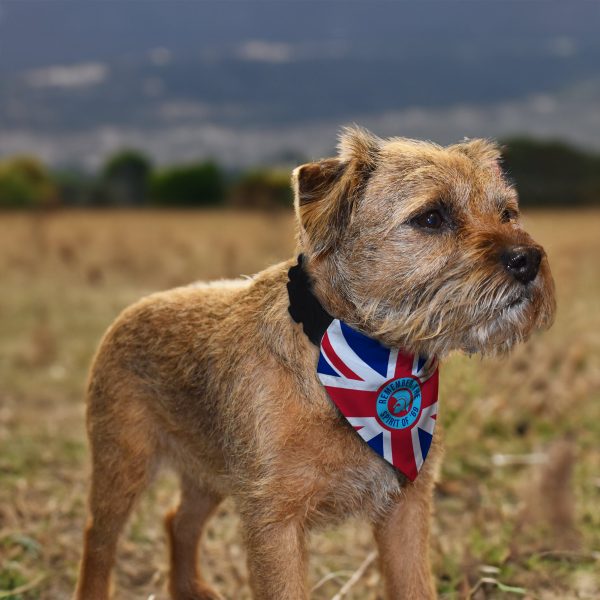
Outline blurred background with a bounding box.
[0,2,598,599]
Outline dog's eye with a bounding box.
[414,210,444,230]
[501,208,518,223]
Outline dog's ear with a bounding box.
[293,126,380,256]
[453,138,503,172]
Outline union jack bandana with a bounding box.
[288,255,439,481]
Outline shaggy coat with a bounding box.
[75,127,555,600]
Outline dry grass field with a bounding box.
[0,209,598,600]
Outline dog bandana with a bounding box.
[288,255,439,481]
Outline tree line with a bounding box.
[0,152,294,210]
[1,138,599,209]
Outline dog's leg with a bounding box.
[373,481,436,600]
[74,388,156,600]
[165,475,223,600]
[243,516,308,600]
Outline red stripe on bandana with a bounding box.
[324,386,377,417]
[321,332,362,380]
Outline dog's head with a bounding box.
[293,126,556,357]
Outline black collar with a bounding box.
[287,254,334,346]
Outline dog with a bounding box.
[74,127,555,600]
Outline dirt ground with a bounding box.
[0,209,598,599]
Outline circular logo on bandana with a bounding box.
[376,377,422,430]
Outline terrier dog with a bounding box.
[75,127,555,600]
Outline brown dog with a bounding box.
[74,127,555,600]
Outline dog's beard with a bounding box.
[359,269,555,358]
[460,294,537,356]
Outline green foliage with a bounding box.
[52,170,97,207]
[501,138,600,207]
[100,149,152,206]
[150,162,225,207]
[103,150,151,180]
[230,168,293,209]
[0,157,58,209]
[3,137,600,210]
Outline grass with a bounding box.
[0,208,598,599]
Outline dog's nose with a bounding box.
[501,246,542,284]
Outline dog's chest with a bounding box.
[282,382,408,523]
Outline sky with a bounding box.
[0,1,599,169]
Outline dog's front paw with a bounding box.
[170,584,225,600]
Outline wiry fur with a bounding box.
[75,126,555,600]
[302,128,555,358]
